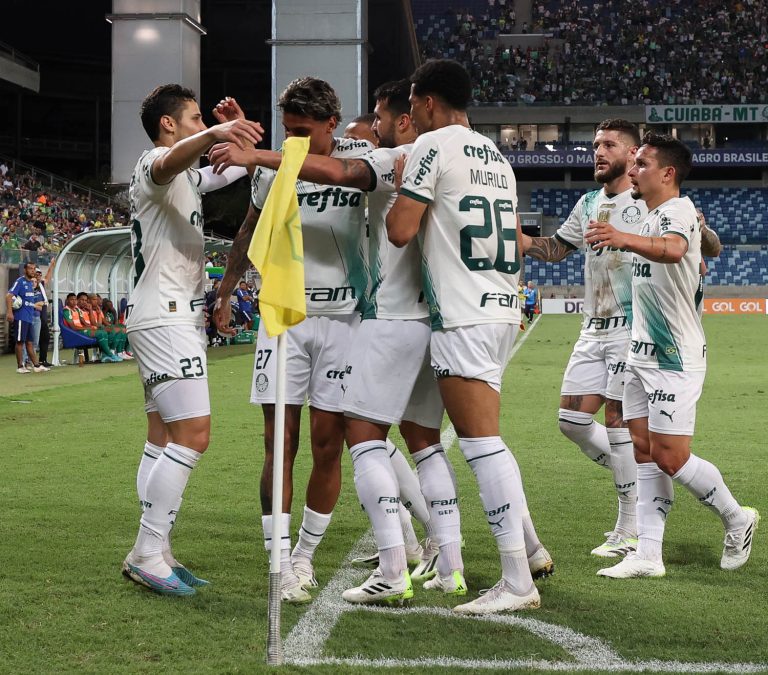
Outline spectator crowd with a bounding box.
[0,164,128,264]
[417,0,768,105]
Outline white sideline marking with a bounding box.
[284,316,767,673]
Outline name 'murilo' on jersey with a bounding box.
[399,125,522,330]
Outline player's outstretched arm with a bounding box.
[523,233,575,262]
[698,211,722,257]
[386,193,427,248]
[152,119,264,186]
[209,143,375,191]
[585,220,688,263]
[213,204,260,335]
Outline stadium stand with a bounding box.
[1,163,128,265]
[528,187,768,287]
[411,0,768,105]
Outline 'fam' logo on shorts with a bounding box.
[255,373,269,393]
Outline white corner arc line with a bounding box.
[283,314,767,672]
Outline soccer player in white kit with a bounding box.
[585,133,759,578]
[387,59,540,614]
[122,85,263,595]
[214,78,372,603]
[522,120,644,558]
[211,79,554,602]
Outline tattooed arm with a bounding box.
[213,204,260,335]
[697,211,722,258]
[209,144,375,191]
[520,231,577,262]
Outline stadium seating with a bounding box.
[531,188,768,245]
[526,246,768,287]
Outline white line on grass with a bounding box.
[284,316,767,673]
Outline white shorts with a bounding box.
[250,314,356,412]
[622,365,705,436]
[430,323,519,392]
[561,337,630,401]
[342,318,444,429]
[129,324,210,421]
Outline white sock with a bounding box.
[412,443,463,575]
[459,437,531,591]
[292,506,332,563]
[558,408,612,469]
[606,427,637,538]
[635,462,673,563]
[505,449,543,558]
[139,443,200,543]
[387,439,431,529]
[136,441,163,509]
[262,513,293,574]
[398,503,421,554]
[349,440,405,579]
[134,443,200,574]
[497,539,535,595]
[673,455,747,531]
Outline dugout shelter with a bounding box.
[50,227,231,365]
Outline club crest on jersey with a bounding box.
[254,373,269,393]
[622,205,642,224]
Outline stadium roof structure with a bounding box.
[50,227,231,365]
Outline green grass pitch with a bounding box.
[0,315,765,673]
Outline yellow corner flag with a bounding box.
[247,136,310,337]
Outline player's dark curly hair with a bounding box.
[642,132,692,185]
[140,84,197,141]
[279,77,342,121]
[410,59,472,111]
[596,119,641,147]
[373,79,411,117]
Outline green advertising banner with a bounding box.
[645,105,768,124]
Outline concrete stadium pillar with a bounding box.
[271,0,368,149]
[108,0,205,185]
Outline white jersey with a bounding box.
[556,187,646,342]
[399,126,521,329]
[251,137,372,316]
[126,146,206,332]
[629,196,706,372]
[362,144,428,320]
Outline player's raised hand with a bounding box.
[209,119,264,150]
[212,96,245,123]
[208,142,260,174]
[213,296,236,336]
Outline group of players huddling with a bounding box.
[120,59,758,615]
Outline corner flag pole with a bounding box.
[266,331,288,665]
[247,135,309,666]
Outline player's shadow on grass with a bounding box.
[666,542,719,568]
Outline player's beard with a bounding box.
[631,186,642,200]
[594,159,626,185]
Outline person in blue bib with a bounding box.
[523,280,539,324]
[235,280,254,330]
[6,262,49,373]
